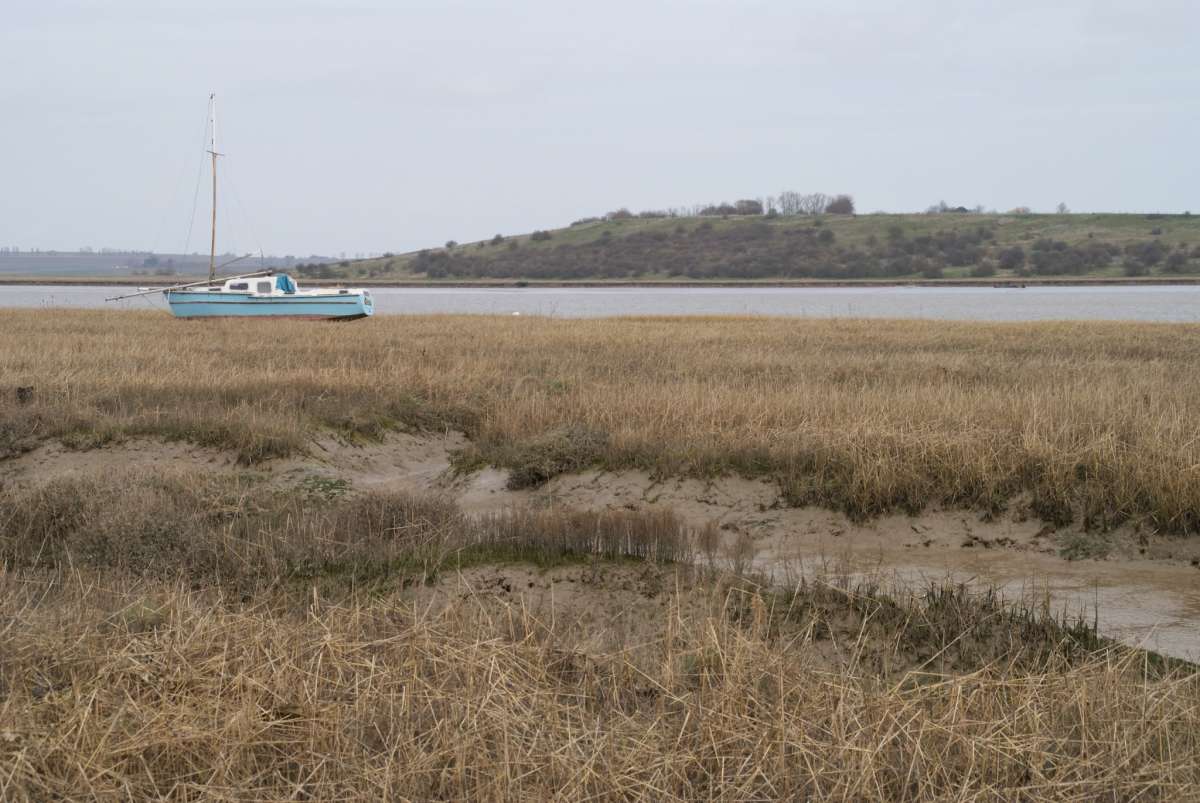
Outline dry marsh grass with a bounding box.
[0,571,1197,800]
[0,470,692,590]
[3,310,1200,533]
[2,471,1199,799]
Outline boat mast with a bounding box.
[207,93,219,285]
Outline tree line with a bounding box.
[571,191,857,226]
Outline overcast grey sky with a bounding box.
[2,1,1197,256]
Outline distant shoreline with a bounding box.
[3,276,1200,289]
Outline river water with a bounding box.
[2,283,1200,321]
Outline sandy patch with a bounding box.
[307,430,469,489]
[0,438,235,487]
[0,431,468,494]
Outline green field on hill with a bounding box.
[318,212,1200,283]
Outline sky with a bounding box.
[2,0,1197,256]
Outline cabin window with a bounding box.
[256,281,273,294]
[229,282,248,290]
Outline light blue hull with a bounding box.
[166,290,373,320]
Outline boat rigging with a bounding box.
[107,94,373,320]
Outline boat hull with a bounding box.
[166,290,373,320]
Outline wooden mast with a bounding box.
[207,93,218,285]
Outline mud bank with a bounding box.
[4,431,1199,660]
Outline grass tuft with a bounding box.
[499,424,610,489]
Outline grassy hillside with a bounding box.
[326,212,1200,283]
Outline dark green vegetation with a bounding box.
[331,212,1200,282]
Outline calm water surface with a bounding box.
[2,284,1199,321]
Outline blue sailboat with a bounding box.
[110,268,375,320]
[162,273,373,319]
[109,94,373,321]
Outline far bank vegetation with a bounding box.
[333,204,1198,282]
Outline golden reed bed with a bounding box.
[3,309,1200,529]
[2,573,1197,801]
[0,478,1196,801]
